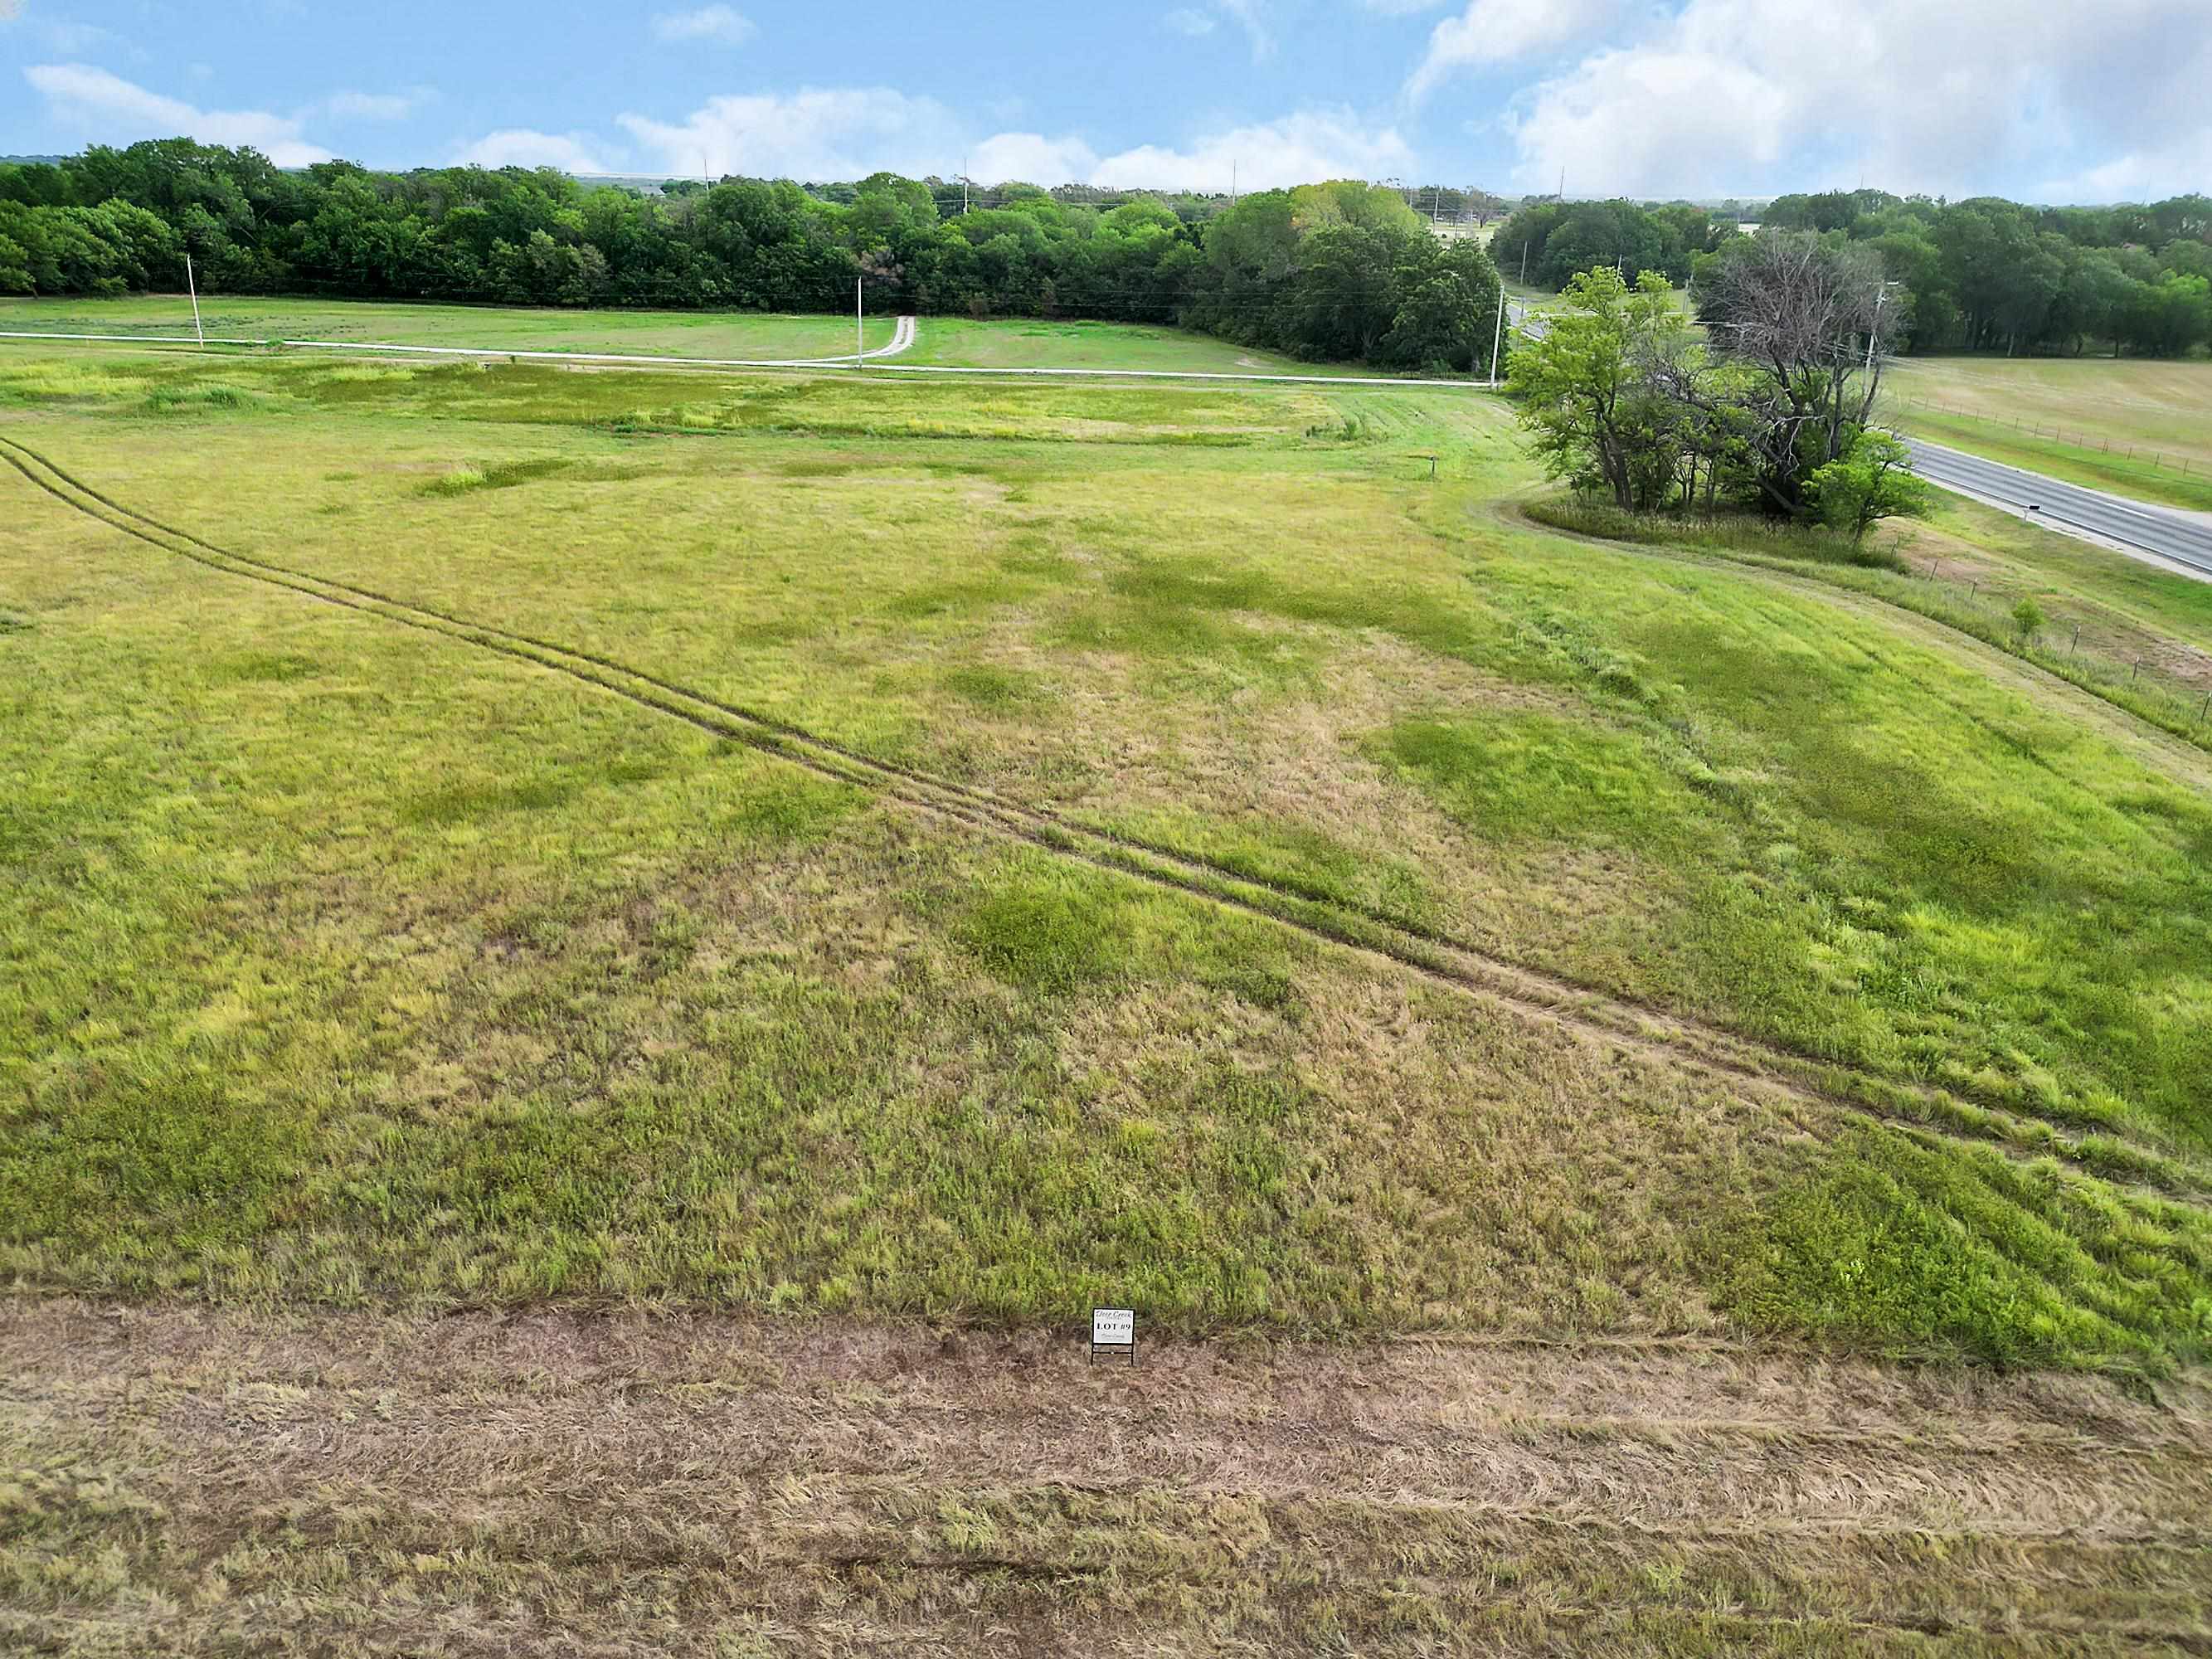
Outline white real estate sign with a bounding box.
[1091,1308,1135,1348]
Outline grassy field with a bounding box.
[4,327,2212,1649]
[894,315,1389,375]
[0,293,896,359]
[1886,355,2212,512]
[0,294,1391,377]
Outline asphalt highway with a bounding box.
[1904,438,2212,581]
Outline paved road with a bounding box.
[1905,437,2212,581]
[1506,299,1550,341]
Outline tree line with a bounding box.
[1496,189,2212,358]
[0,141,1500,373]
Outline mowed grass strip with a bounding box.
[0,291,895,359]
[9,1301,2210,1659]
[4,338,2212,1365]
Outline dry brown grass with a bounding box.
[5,1299,2210,1657]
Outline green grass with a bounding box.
[0,294,1432,377]
[1525,498,1908,572]
[4,328,2212,1369]
[1529,494,2212,755]
[1715,1125,2212,1367]
[897,315,1403,376]
[0,292,891,358]
[1886,355,2212,512]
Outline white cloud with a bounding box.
[1504,0,2212,201]
[969,131,1101,185]
[0,1,23,20]
[2039,128,2212,205]
[1406,0,1621,103]
[619,88,963,182]
[650,6,755,46]
[1510,48,1787,197]
[1088,110,1416,192]
[22,63,333,165]
[1218,0,1271,60]
[454,129,615,173]
[1164,8,1216,36]
[321,88,430,122]
[615,88,1412,192]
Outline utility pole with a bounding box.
[1520,241,1529,284]
[184,251,204,347]
[1231,160,1237,203]
[856,275,864,368]
[1557,165,1565,201]
[1864,282,1893,380]
[1489,285,1505,387]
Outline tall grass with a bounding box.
[1529,494,2212,755]
[4,339,2210,1370]
[1525,496,1909,571]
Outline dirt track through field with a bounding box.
[4,429,2205,1206]
[4,1299,2209,1656]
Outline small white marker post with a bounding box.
[184,251,205,348]
[1090,1307,1135,1366]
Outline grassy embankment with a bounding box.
[1885,354,2212,513]
[4,338,2210,1373]
[1525,490,2212,742]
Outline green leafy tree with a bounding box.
[1507,266,1690,511]
[1806,431,1930,542]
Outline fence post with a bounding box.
[2070,624,2080,654]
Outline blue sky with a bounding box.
[4,0,2207,202]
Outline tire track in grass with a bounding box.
[4,431,2206,1207]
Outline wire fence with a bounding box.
[1892,393,2201,478]
[1899,548,2212,740]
